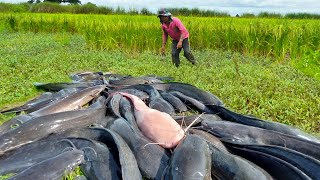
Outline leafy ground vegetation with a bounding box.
[0,32,319,135]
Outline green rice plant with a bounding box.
[0,13,319,79]
[0,31,319,134]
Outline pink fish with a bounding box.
[116,92,185,148]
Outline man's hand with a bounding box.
[161,46,166,56]
[177,41,182,49]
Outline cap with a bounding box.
[157,8,172,17]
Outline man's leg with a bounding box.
[182,38,196,64]
[171,40,181,67]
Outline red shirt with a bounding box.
[161,17,189,42]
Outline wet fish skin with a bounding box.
[0,88,85,135]
[70,71,104,82]
[66,137,122,180]
[0,137,74,175]
[201,120,320,161]
[173,114,221,127]
[107,118,170,180]
[33,81,101,92]
[0,92,53,114]
[119,96,140,132]
[0,114,32,136]
[116,88,149,100]
[30,85,106,117]
[22,87,83,114]
[52,127,142,180]
[169,91,214,113]
[207,141,273,180]
[159,91,188,113]
[122,84,175,115]
[0,107,106,155]
[7,148,85,180]
[222,139,320,180]
[188,128,227,151]
[206,104,320,143]
[109,76,163,86]
[107,93,122,118]
[163,134,212,180]
[151,82,224,106]
[225,145,311,180]
[117,92,184,149]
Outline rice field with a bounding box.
[0,12,319,134]
[1,13,320,63]
[0,12,319,179]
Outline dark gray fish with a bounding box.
[30,85,106,117]
[222,139,320,180]
[0,107,106,155]
[7,148,85,180]
[188,128,227,151]
[116,88,149,101]
[225,145,311,180]
[123,84,175,114]
[33,81,101,92]
[0,92,53,114]
[0,114,32,136]
[0,137,74,175]
[70,71,104,82]
[107,118,170,179]
[74,175,88,180]
[201,120,320,161]
[207,141,272,180]
[173,114,222,127]
[169,91,213,113]
[21,87,83,114]
[144,75,175,82]
[109,76,163,86]
[206,104,320,143]
[0,88,84,117]
[52,127,142,180]
[103,73,132,81]
[0,93,106,135]
[159,91,188,113]
[119,96,140,132]
[150,82,224,106]
[163,134,211,180]
[66,137,122,180]
[88,95,107,109]
[107,93,123,118]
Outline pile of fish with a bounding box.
[0,71,319,180]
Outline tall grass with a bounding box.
[0,32,319,134]
[1,13,319,64]
[1,2,320,19]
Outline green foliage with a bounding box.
[257,12,283,18]
[292,50,320,80]
[0,32,319,136]
[30,2,69,13]
[1,13,320,71]
[285,13,320,19]
[140,8,152,16]
[167,7,230,17]
[0,2,30,13]
[1,2,320,19]
[241,13,255,18]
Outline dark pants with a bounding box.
[171,38,196,67]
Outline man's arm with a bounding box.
[162,28,168,47]
[161,28,168,54]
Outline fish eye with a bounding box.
[10,124,19,129]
